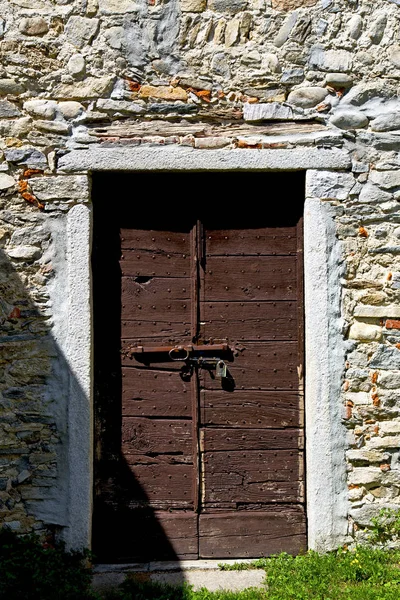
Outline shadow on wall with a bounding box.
[0,218,184,583]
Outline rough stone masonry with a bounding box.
[2,0,400,551]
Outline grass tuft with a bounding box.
[104,546,400,600]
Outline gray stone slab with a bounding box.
[92,565,266,596]
[58,146,351,173]
[152,569,266,591]
[370,344,400,369]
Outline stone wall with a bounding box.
[2,0,400,549]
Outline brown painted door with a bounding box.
[92,172,306,562]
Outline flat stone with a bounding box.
[23,99,58,120]
[309,47,352,73]
[53,76,115,100]
[152,570,266,592]
[324,73,353,89]
[5,148,47,168]
[352,161,369,173]
[139,86,188,101]
[58,147,351,173]
[350,503,398,526]
[19,17,49,36]
[348,467,383,486]
[380,421,400,434]
[151,58,180,77]
[179,78,212,91]
[358,182,392,204]
[180,0,206,11]
[98,0,139,12]
[349,322,382,342]
[382,471,400,486]
[6,246,41,260]
[381,199,400,213]
[369,246,400,255]
[370,170,400,190]
[360,291,386,304]
[147,103,197,116]
[341,83,391,107]
[329,110,368,130]
[208,0,247,12]
[243,87,285,101]
[65,16,99,49]
[57,101,84,119]
[0,100,21,118]
[370,113,400,132]
[11,0,50,6]
[36,120,70,134]
[347,449,389,463]
[369,345,400,369]
[93,567,266,595]
[0,174,16,190]
[243,102,295,121]
[369,436,400,449]
[30,176,90,201]
[0,79,24,95]
[345,392,369,406]
[271,0,317,8]
[306,170,355,200]
[287,86,327,108]
[280,68,304,84]
[370,133,400,151]
[96,99,146,114]
[194,137,231,149]
[10,226,48,246]
[355,306,400,318]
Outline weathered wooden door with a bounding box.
[92,172,306,562]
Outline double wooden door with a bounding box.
[92,172,306,562]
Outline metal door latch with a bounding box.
[180,356,228,380]
[124,343,231,382]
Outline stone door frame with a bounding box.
[57,146,351,554]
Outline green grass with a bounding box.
[253,546,400,600]
[4,508,400,600]
[103,547,400,600]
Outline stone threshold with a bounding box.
[93,558,257,573]
[92,560,267,594]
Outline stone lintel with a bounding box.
[58,146,351,173]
